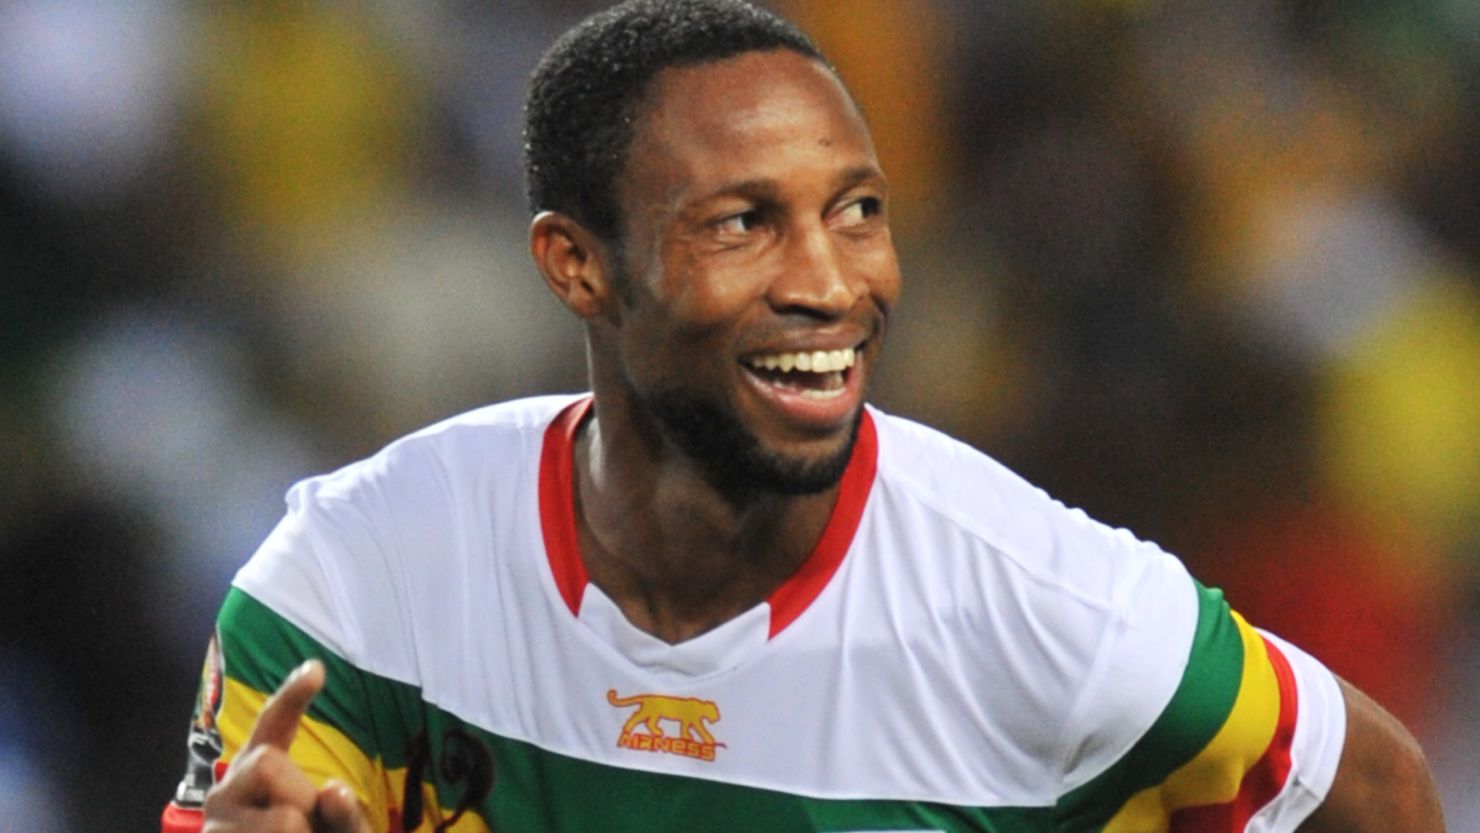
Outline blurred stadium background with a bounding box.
[0,0,1476,829]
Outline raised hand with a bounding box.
[202,661,374,833]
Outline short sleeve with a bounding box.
[1055,579,1347,832]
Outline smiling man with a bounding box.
[166,2,1443,832]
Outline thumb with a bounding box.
[244,660,326,753]
[315,780,375,833]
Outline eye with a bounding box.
[834,196,882,228]
[715,209,763,236]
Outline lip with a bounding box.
[738,339,867,432]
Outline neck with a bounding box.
[572,402,841,644]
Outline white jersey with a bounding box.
[165,394,1346,833]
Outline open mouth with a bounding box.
[741,345,859,400]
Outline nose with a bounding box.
[766,221,862,318]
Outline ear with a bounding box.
[529,211,613,320]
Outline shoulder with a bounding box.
[264,394,582,544]
[863,407,1214,791]
[256,393,579,569]
[301,394,582,504]
[867,406,1182,613]
[864,414,1346,825]
[230,394,582,671]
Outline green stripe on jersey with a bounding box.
[1052,581,1245,830]
[218,588,1060,832]
[218,587,423,767]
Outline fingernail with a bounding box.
[324,779,357,807]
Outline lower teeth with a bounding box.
[766,370,844,397]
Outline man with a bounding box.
[165,1,1444,831]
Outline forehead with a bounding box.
[622,50,878,201]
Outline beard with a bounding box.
[647,387,861,499]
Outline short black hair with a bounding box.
[523,0,829,247]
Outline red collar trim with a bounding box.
[764,412,877,637]
[537,397,879,639]
[538,397,594,617]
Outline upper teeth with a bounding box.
[746,347,857,373]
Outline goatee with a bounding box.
[647,389,861,500]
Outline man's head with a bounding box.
[523,0,827,252]
[527,2,900,499]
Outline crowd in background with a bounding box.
[0,1,1475,830]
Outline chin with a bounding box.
[740,434,856,496]
[649,388,861,498]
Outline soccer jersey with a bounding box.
[164,394,1346,832]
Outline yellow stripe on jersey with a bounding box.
[217,676,393,823]
[1103,612,1281,832]
[216,678,492,832]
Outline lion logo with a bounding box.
[607,689,725,762]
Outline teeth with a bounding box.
[746,346,857,374]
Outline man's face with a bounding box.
[598,49,900,496]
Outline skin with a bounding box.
[1298,679,1445,831]
[206,47,1444,833]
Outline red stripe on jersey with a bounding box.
[1170,634,1300,831]
[1231,636,1299,826]
[161,802,204,833]
[539,397,594,616]
[766,411,878,638]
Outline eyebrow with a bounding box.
[693,177,782,205]
[689,165,887,207]
[832,164,888,193]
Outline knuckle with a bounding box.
[229,744,268,774]
[222,747,267,785]
[202,780,234,816]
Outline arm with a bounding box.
[1298,678,1445,832]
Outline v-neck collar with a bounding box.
[537,395,878,656]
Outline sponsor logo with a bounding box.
[607,689,725,762]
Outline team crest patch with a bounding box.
[607,689,725,762]
[195,633,225,735]
[175,632,227,806]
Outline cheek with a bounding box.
[619,289,741,386]
[660,259,769,334]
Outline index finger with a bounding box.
[243,659,326,753]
